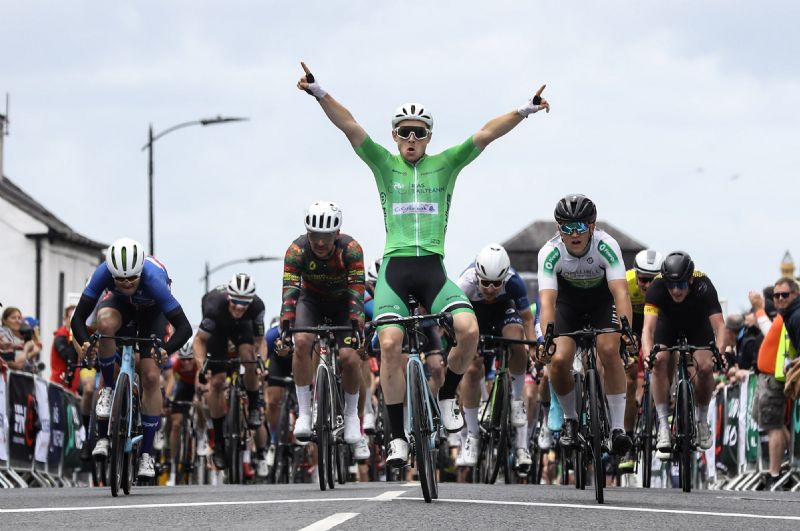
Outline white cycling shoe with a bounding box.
[351,435,370,461]
[95,387,112,419]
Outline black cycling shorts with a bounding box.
[205,319,255,374]
[97,293,169,358]
[266,350,293,388]
[295,293,356,350]
[171,380,195,416]
[653,316,714,348]
[474,300,523,336]
[554,286,617,335]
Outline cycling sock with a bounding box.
[555,391,577,420]
[98,356,117,390]
[511,373,525,400]
[656,403,670,427]
[247,390,260,413]
[82,415,90,431]
[387,403,405,441]
[530,400,540,427]
[463,407,479,436]
[438,368,463,400]
[141,414,161,454]
[344,392,359,416]
[256,447,267,460]
[527,419,535,441]
[696,404,709,423]
[295,385,311,418]
[516,422,529,450]
[269,419,279,444]
[548,384,564,431]
[607,393,626,431]
[212,416,225,446]
[480,377,489,402]
[97,419,109,439]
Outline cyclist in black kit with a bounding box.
[193,273,266,469]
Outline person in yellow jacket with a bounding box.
[754,277,798,490]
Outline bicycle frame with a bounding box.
[404,335,440,451]
[111,344,143,453]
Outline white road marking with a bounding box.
[297,512,359,531]
[0,497,373,514]
[402,482,419,487]
[396,496,800,522]
[371,490,405,501]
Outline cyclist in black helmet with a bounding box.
[641,251,726,456]
[537,194,635,456]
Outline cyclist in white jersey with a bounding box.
[537,194,634,455]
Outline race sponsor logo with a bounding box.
[392,202,439,215]
[644,304,660,316]
[309,261,317,271]
[598,241,619,265]
[543,248,560,274]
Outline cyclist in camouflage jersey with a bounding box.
[297,62,550,466]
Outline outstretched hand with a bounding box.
[531,84,550,113]
[297,61,316,94]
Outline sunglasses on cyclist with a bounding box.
[637,275,656,285]
[114,275,139,283]
[559,222,590,235]
[773,291,793,300]
[229,298,252,307]
[666,281,689,290]
[394,125,430,140]
[479,279,503,288]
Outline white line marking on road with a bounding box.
[0,497,373,514]
[402,482,419,487]
[297,512,359,531]
[371,490,405,501]
[396,497,800,522]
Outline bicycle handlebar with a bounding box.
[364,311,457,349]
[648,341,724,372]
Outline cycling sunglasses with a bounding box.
[229,298,252,307]
[637,275,656,285]
[479,279,503,288]
[114,275,139,283]
[394,125,430,140]
[666,281,689,290]
[559,222,590,235]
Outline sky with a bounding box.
[2,1,799,326]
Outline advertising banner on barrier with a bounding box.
[34,377,50,464]
[721,383,740,473]
[744,373,759,466]
[62,392,82,471]
[0,373,8,462]
[7,371,37,468]
[793,400,800,463]
[714,388,726,474]
[48,384,65,470]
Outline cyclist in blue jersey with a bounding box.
[456,244,538,472]
[71,237,192,479]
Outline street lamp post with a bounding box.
[202,255,281,293]
[142,115,248,255]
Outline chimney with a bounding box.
[781,250,795,279]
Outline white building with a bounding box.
[0,174,105,376]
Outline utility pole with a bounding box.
[0,94,9,177]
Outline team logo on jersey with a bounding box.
[505,308,515,315]
[598,242,619,264]
[309,261,317,271]
[587,257,594,264]
[544,248,560,272]
[393,203,438,215]
[343,337,353,345]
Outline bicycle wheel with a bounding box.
[574,372,585,490]
[225,387,242,484]
[336,443,348,485]
[587,369,604,504]
[109,375,130,498]
[641,388,655,488]
[487,378,507,484]
[315,366,331,491]
[410,362,436,503]
[677,379,692,493]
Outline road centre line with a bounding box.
[396,496,800,522]
[298,512,359,531]
[371,490,406,501]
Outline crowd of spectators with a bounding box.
[0,304,42,373]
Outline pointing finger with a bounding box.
[535,84,546,97]
[300,61,312,75]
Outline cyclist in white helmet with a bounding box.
[456,244,538,473]
[296,62,550,467]
[278,201,370,461]
[71,237,192,479]
[194,272,267,470]
[618,249,664,472]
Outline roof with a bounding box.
[0,174,106,251]
[502,220,647,252]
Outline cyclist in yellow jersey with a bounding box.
[618,250,663,472]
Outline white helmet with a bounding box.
[305,201,342,233]
[634,250,664,275]
[227,273,256,300]
[475,243,511,282]
[391,102,433,129]
[366,258,382,283]
[106,237,145,278]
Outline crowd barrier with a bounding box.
[0,370,84,488]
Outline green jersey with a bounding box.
[355,136,481,257]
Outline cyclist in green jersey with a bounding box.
[297,61,550,466]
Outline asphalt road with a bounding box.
[2,481,799,530]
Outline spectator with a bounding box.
[754,277,799,490]
[51,305,80,392]
[0,306,42,371]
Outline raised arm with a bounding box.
[297,62,367,147]
[472,84,550,150]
